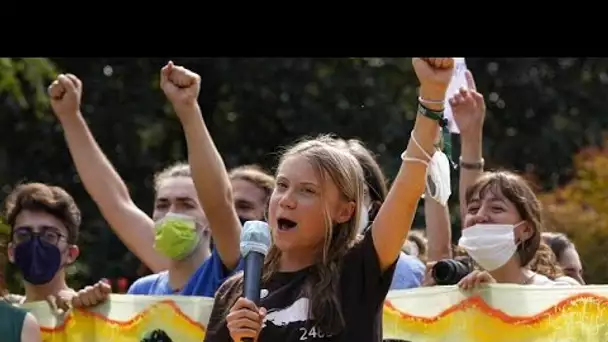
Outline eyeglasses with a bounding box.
[12,226,67,246]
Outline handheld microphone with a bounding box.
[240,221,272,342]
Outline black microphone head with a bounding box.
[240,220,272,257]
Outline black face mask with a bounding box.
[14,236,62,285]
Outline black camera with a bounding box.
[140,329,173,342]
[432,258,472,285]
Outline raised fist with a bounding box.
[160,61,201,109]
[47,73,82,118]
[449,70,485,138]
[412,58,454,95]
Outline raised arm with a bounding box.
[449,70,486,224]
[424,196,452,261]
[48,74,169,273]
[372,58,454,271]
[158,62,241,270]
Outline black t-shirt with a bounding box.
[204,229,397,342]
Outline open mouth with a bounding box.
[277,218,297,231]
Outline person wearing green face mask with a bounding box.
[127,210,228,296]
[49,64,244,298]
[154,213,202,261]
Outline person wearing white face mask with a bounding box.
[455,171,575,289]
[446,69,574,289]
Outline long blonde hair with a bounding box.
[225,135,365,335]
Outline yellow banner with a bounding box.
[23,285,608,341]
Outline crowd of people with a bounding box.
[0,58,586,342]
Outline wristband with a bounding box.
[417,103,448,128]
[459,156,485,170]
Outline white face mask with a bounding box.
[425,150,452,207]
[457,222,524,271]
[357,203,370,233]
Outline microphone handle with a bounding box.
[243,251,265,304]
[242,252,265,342]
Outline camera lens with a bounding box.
[432,259,471,285]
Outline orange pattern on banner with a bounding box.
[383,293,608,341]
[38,293,608,341]
[40,300,205,342]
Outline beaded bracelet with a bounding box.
[418,96,444,106]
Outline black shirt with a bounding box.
[204,229,396,341]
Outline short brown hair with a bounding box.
[542,232,574,261]
[4,183,81,244]
[465,171,541,267]
[229,165,275,204]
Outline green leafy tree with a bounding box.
[540,143,608,284]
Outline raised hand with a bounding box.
[47,74,82,118]
[449,70,485,138]
[412,58,455,100]
[160,61,201,111]
[226,297,266,342]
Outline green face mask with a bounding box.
[153,213,201,260]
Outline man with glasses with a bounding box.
[3,182,110,311]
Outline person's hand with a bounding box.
[71,279,112,308]
[47,73,82,119]
[422,261,437,286]
[160,61,201,114]
[226,297,267,342]
[449,70,485,139]
[457,270,496,290]
[412,58,454,102]
[47,280,112,315]
[46,289,77,315]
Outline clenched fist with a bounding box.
[412,58,455,100]
[160,61,201,110]
[47,73,82,118]
[46,279,112,315]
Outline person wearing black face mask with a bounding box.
[3,183,110,310]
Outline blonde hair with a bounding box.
[224,135,365,335]
[153,162,190,192]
